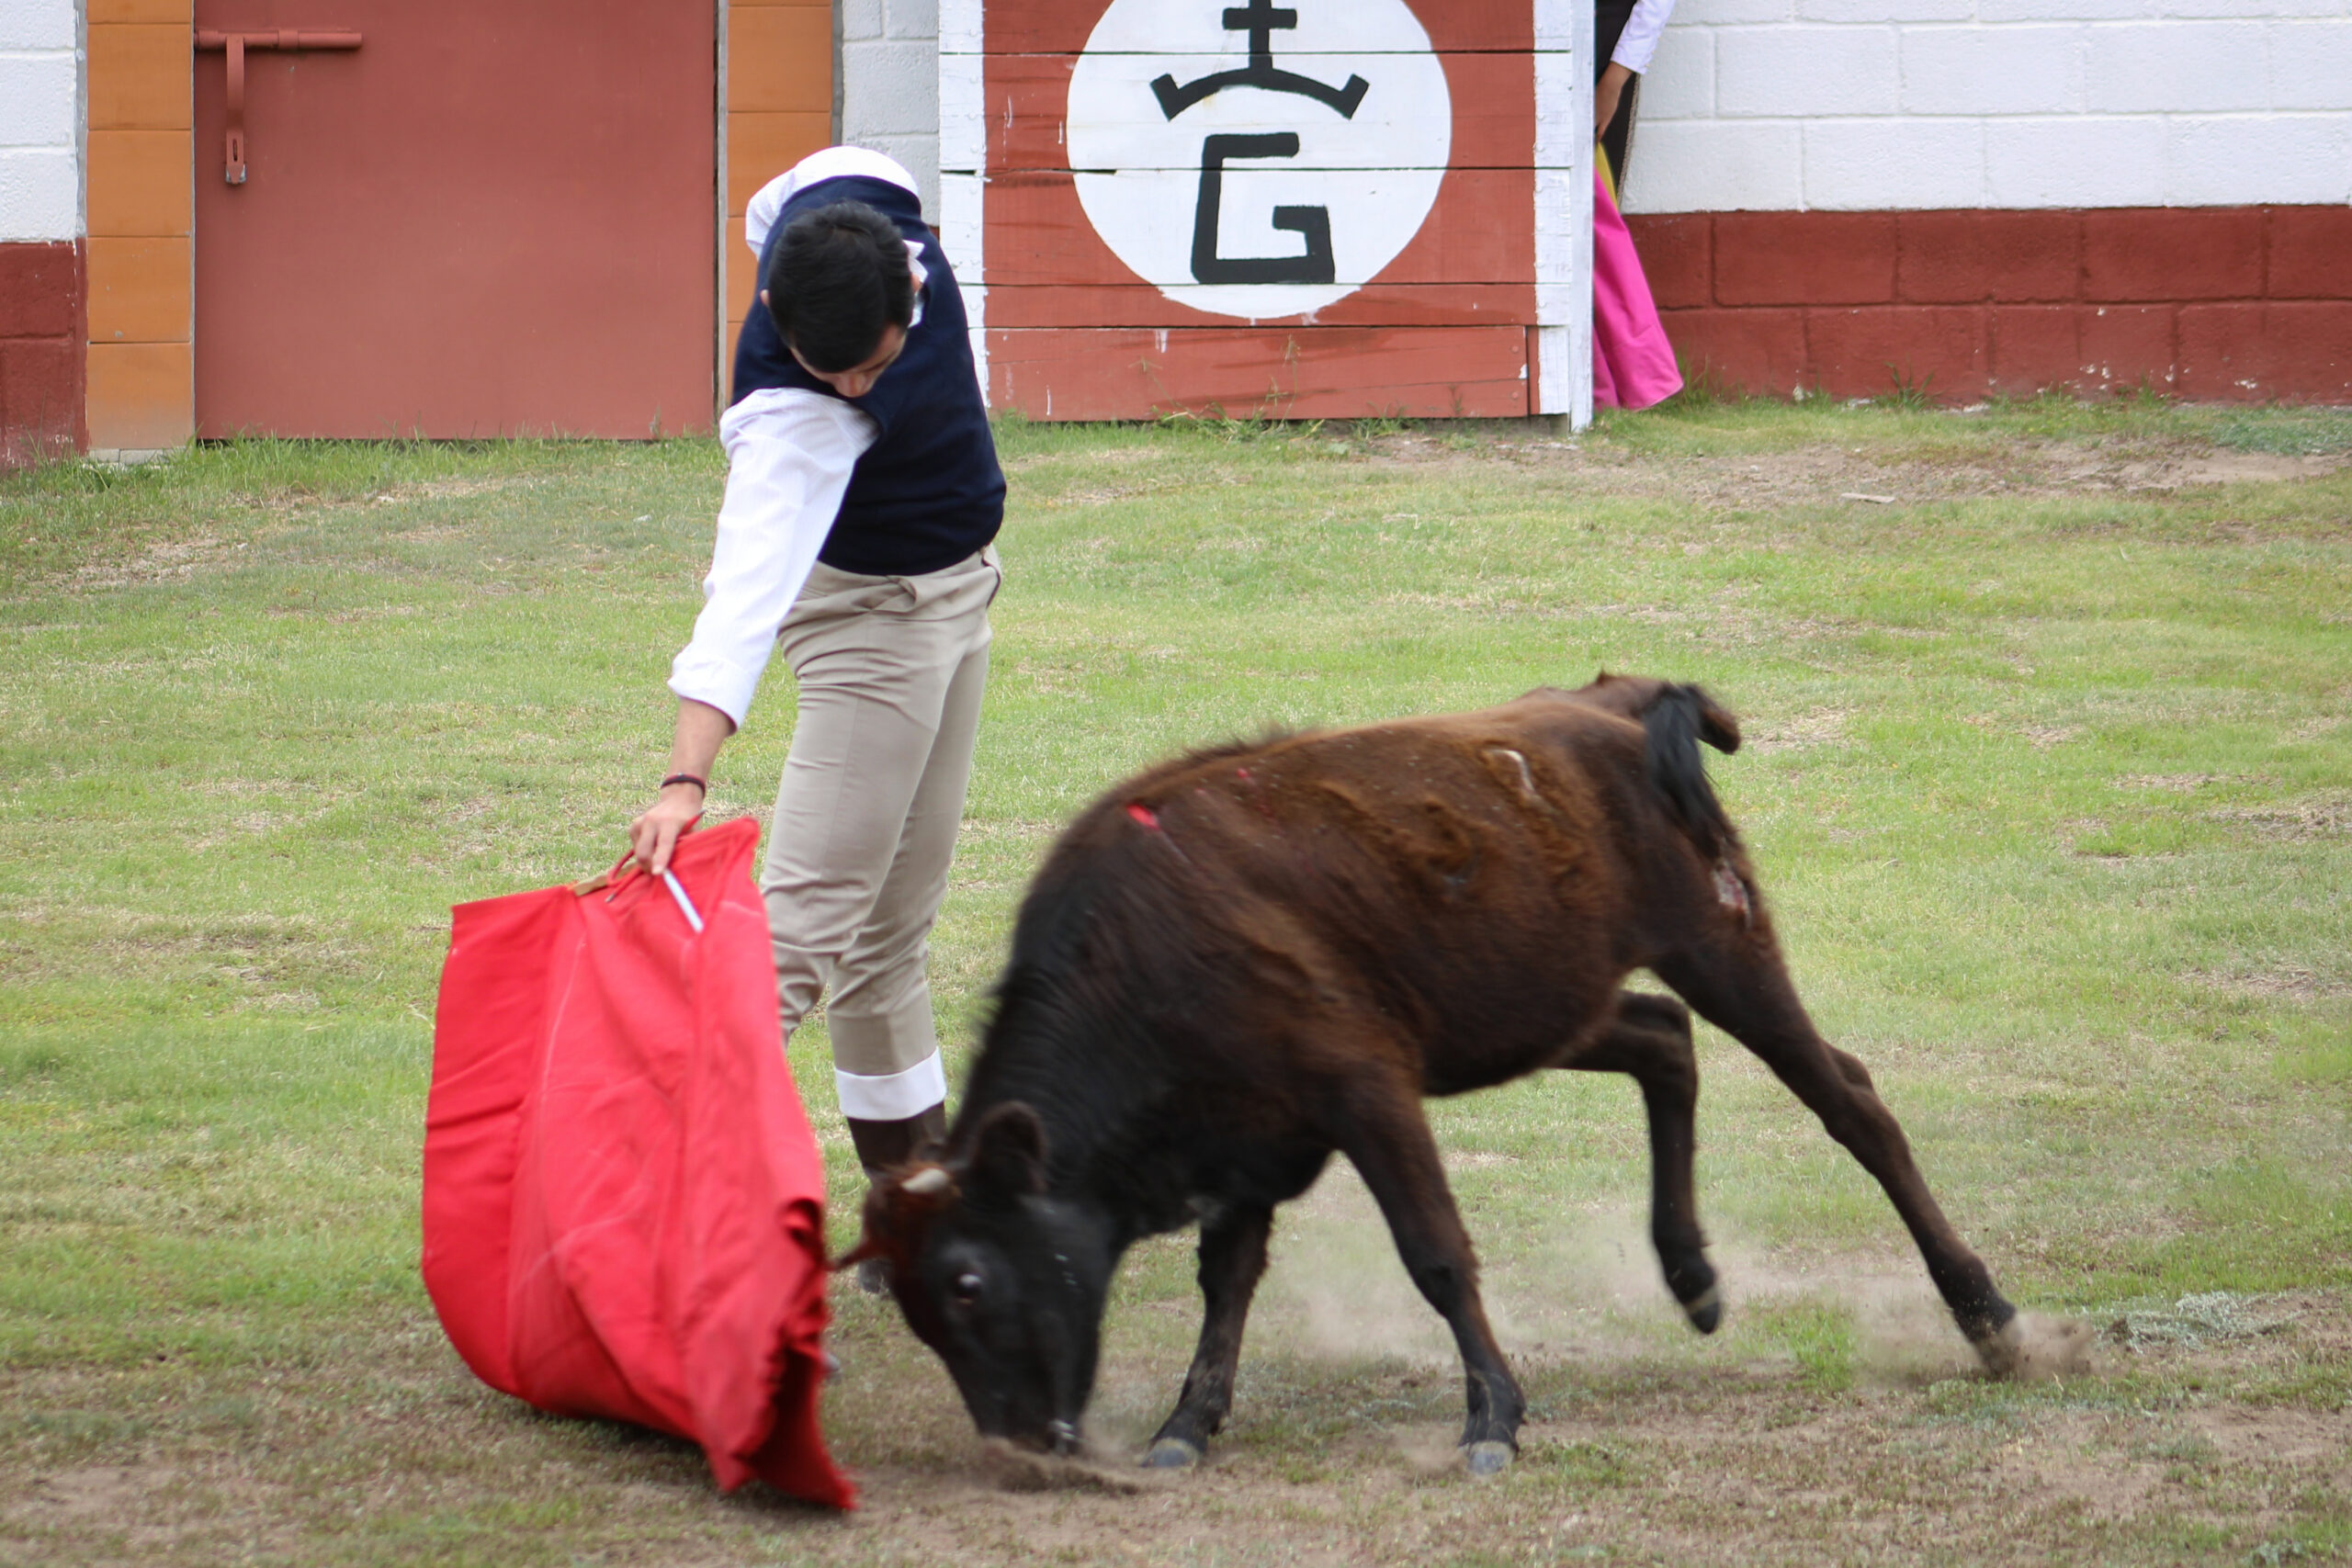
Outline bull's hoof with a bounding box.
[1144,1438,1203,1470]
[1683,1284,1723,1336]
[1973,1313,2095,1382]
[1463,1440,1514,1477]
[1975,1315,2028,1378]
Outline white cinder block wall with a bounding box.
[0,0,80,242]
[842,0,946,216]
[1624,0,2352,213]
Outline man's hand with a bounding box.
[1596,61,1634,138]
[630,698,734,875]
[629,784,706,877]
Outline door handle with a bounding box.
[195,28,362,185]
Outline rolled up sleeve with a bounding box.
[666,389,878,728]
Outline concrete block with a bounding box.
[0,53,76,149]
[0,0,74,51]
[2086,21,2267,114]
[1717,26,1899,117]
[1799,0,1969,21]
[2167,115,2352,207]
[1657,306,1810,396]
[0,148,77,243]
[1807,304,1988,400]
[1985,115,2165,207]
[853,135,940,218]
[2180,301,2352,400]
[1804,117,1985,209]
[1979,0,2153,17]
[1899,25,2086,116]
[0,335,83,462]
[1624,214,1713,307]
[2084,208,2262,301]
[2268,206,2352,299]
[1638,28,1714,120]
[1623,118,1804,211]
[1990,305,2082,393]
[1717,211,1897,304]
[0,238,81,337]
[2076,304,2177,391]
[839,0,885,45]
[2271,21,2352,110]
[2165,0,2342,17]
[1674,0,1797,24]
[842,39,941,139]
[887,0,939,43]
[1899,210,2081,303]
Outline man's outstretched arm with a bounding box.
[629,697,734,875]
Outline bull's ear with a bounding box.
[966,1101,1047,1202]
[1696,689,1741,754]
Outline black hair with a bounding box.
[762,199,918,375]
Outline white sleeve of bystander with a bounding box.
[1612,0,1677,74]
[664,389,880,728]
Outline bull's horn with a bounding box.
[901,1166,951,1195]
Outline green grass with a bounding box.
[2,400,2348,1563]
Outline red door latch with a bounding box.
[195,28,362,185]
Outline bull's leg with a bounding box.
[1653,946,2023,1372]
[1337,1089,1525,1475]
[1144,1204,1274,1470]
[1556,992,1720,1334]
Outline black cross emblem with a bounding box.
[1152,0,1367,288]
[1152,0,1371,119]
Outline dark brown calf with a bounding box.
[843,675,2027,1475]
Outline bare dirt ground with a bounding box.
[4,1277,2344,1567]
[1356,427,2347,514]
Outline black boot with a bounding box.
[844,1102,947,1293]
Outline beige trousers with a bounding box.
[764,546,1000,1121]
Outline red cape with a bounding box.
[422,817,854,1507]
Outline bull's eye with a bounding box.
[951,1270,983,1306]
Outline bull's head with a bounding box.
[836,1102,1114,1454]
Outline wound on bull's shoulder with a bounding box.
[1713,860,1753,925]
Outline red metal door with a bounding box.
[194,0,717,438]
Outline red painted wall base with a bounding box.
[1628,206,2352,404]
[0,242,87,467]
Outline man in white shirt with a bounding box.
[630,148,1005,1227]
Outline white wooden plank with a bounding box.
[1532,0,1593,424]
[939,0,983,56]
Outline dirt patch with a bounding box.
[1346,429,2348,517]
[71,537,240,590]
[1742,706,1853,755]
[2210,795,2352,841]
[371,476,541,503]
[2188,965,2352,1002]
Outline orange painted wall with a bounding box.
[86,0,197,453]
[726,0,835,383]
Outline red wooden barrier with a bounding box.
[947,0,1592,423]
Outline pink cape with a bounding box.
[1592,168,1684,411]
[422,817,854,1508]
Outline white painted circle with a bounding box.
[1067,0,1453,321]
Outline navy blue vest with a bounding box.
[730,175,1005,578]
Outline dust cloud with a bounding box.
[1247,1159,2096,1383]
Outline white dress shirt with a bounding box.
[1613,0,1676,74]
[666,148,931,728]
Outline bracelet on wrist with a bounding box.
[660,773,707,795]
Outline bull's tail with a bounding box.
[1639,683,1742,862]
